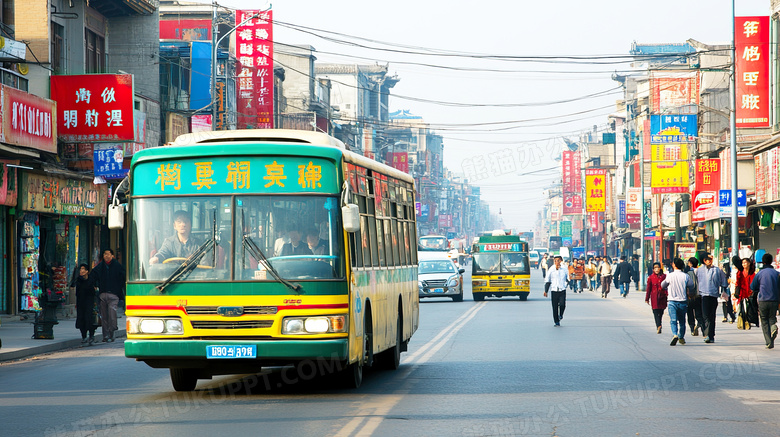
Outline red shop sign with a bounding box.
[0,84,57,153]
[50,74,134,142]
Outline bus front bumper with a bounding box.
[125,339,349,361]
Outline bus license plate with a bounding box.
[206,345,257,359]
[433,288,445,293]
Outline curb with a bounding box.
[0,329,127,362]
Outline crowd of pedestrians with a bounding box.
[537,250,778,350]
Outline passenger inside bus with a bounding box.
[306,227,328,255]
[280,228,313,256]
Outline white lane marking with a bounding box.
[334,301,487,437]
[402,302,487,364]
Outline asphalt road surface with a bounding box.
[2,267,780,436]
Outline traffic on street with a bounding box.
[2,268,779,437]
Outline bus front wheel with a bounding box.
[170,368,198,392]
[473,293,485,302]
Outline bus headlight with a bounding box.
[472,280,487,287]
[127,317,184,335]
[282,315,348,334]
[515,279,530,287]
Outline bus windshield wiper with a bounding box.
[156,211,218,293]
[242,234,303,294]
[156,237,215,293]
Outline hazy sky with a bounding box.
[225,0,769,232]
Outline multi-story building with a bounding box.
[1,0,161,315]
[315,63,398,154]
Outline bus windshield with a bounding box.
[130,195,344,282]
[473,253,529,275]
[419,236,448,251]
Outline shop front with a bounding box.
[0,160,19,314]
[16,172,107,314]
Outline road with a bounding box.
[2,268,780,436]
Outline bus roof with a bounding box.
[132,129,414,184]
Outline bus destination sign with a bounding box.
[480,243,520,252]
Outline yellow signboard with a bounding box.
[651,143,689,194]
[585,168,607,212]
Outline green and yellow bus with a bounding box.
[471,235,531,301]
[117,129,419,391]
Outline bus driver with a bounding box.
[149,210,202,265]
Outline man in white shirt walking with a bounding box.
[544,255,569,327]
[661,258,694,346]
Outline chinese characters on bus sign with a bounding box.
[480,243,519,252]
[735,16,769,128]
[133,157,337,196]
[236,9,274,129]
[50,74,134,142]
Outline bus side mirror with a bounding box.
[342,204,360,233]
[108,198,125,230]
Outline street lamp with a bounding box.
[210,5,270,130]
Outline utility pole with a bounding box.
[729,0,739,257]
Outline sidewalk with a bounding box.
[0,308,126,362]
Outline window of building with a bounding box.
[51,22,64,74]
[85,28,105,73]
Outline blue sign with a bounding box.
[719,189,746,218]
[650,114,698,144]
[446,232,456,240]
[190,41,212,111]
[572,247,585,259]
[93,149,128,179]
[617,200,627,227]
[421,204,429,220]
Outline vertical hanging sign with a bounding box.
[236,9,274,129]
[585,168,607,212]
[735,16,770,128]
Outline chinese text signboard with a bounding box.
[560,221,572,237]
[51,74,134,143]
[133,156,337,196]
[650,115,692,194]
[389,152,409,173]
[650,71,699,112]
[20,172,107,217]
[159,19,211,41]
[719,189,747,218]
[617,200,627,228]
[692,159,720,222]
[562,151,582,215]
[755,148,779,205]
[644,201,652,229]
[0,84,57,153]
[585,168,607,212]
[236,9,274,129]
[93,149,128,180]
[735,16,770,128]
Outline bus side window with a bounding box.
[374,219,385,267]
